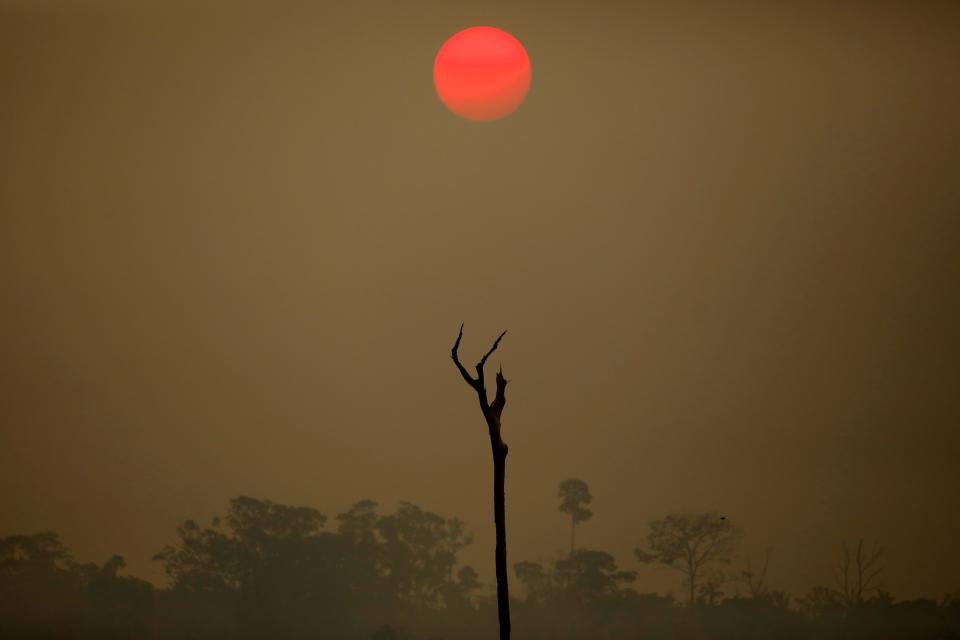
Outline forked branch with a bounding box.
[451,324,480,390]
[452,324,508,414]
[478,330,508,375]
[449,323,512,640]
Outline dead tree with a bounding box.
[452,324,511,640]
[741,548,772,600]
[833,538,884,606]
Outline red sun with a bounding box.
[434,26,531,123]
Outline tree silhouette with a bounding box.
[153,495,327,596]
[377,501,473,610]
[337,499,380,547]
[5,507,960,639]
[558,479,593,555]
[554,549,636,606]
[635,512,739,607]
[833,538,884,607]
[0,532,154,637]
[451,324,512,640]
[514,561,552,606]
[740,548,773,600]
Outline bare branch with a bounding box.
[861,542,884,593]
[490,368,508,420]
[452,323,480,390]
[742,548,772,598]
[477,330,508,377]
[864,564,884,590]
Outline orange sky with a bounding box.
[1,1,958,600]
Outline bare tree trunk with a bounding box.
[570,517,576,556]
[452,325,511,640]
[493,444,511,640]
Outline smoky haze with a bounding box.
[1,0,958,609]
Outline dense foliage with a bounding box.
[2,495,958,639]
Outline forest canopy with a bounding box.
[2,493,958,640]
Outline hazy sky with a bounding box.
[1,1,958,600]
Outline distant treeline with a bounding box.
[1,489,958,640]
